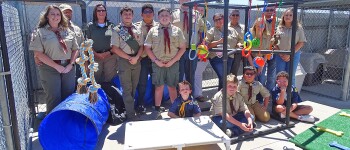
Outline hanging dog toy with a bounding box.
[242,0,253,58]
[189,4,199,60]
[197,1,209,62]
[86,40,101,104]
[254,0,268,68]
[76,41,90,94]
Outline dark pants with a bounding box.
[212,112,248,136]
[137,57,154,106]
[209,56,234,91]
[179,50,197,86]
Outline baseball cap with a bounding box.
[59,4,73,11]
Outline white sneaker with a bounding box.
[280,113,286,119]
[298,115,315,123]
[225,129,232,137]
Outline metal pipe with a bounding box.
[285,1,299,126]
[0,2,21,150]
[341,11,350,101]
[221,0,229,133]
[188,6,193,86]
[327,9,333,49]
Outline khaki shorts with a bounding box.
[152,61,179,87]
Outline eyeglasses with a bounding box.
[277,80,288,83]
[143,10,153,14]
[231,14,239,17]
[244,72,255,76]
[97,10,106,13]
[214,17,223,22]
[266,9,274,12]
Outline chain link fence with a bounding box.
[299,2,350,100]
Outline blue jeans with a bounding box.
[209,56,234,91]
[137,57,153,106]
[179,50,197,86]
[276,51,301,86]
[211,112,248,137]
[256,55,276,103]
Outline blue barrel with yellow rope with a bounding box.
[39,89,110,150]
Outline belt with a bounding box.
[96,48,111,53]
[127,53,137,57]
[53,59,70,65]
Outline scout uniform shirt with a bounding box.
[251,26,270,57]
[169,97,201,118]
[86,21,114,53]
[144,24,186,62]
[172,8,204,47]
[229,22,244,43]
[211,90,248,116]
[271,85,302,106]
[135,20,159,57]
[205,26,242,59]
[111,23,143,55]
[238,79,270,105]
[275,25,307,51]
[29,25,78,60]
[69,21,84,45]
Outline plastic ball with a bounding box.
[197,44,208,54]
[254,57,265,67]
[252,38,260,48]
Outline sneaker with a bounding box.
[154,106,166,112]
[136,105,146,114]
[225,129,232,138]
[195,96,208,102]
[280,113,286,119]
[155,111,163,120]
[298,115,315,123]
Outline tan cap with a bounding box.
[59,4,73,11]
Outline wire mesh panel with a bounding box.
[0,45,7,150]
[2,2,30,150]
[300,5,350,100]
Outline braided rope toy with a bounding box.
[75,39,100,104]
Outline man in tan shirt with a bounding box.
[144,8,186,115]
[229,9,244,75]
[211,74,254,137]
[111,6,144,121]
[238,66,271,123]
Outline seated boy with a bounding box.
[271,71,315,123]
[168,81,201,118]
[211,74,254,137]
[238,66,270,122]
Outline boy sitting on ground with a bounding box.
[211,74,254,137]
[271,71,315,123]
[168,81,201,118]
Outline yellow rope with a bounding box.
[179,101,191,118]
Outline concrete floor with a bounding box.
[31,90,350,150]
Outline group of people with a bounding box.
[29,0,315,137]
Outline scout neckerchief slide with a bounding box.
[116,25,140,54]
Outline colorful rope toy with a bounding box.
[197,44,209,62]
[253,56,265,67]
[75,39,100,104]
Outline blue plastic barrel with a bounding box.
[39,89,110,150]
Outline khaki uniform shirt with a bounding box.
[172,8,204,47]
[144,24,186,62]
[229,22,244,43]
[276,25,307,51]
[251,30,270,57]
[69,21,84,45]
[111,23,143,55]
[135,20,159,57]
[29,25,78,60]
[211,90,248,116]
[205,27,242,59]
[238,79,270,105]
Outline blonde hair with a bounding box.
[38,5,68,28]
[250,17,268,37]
[227,74,238,84]
[278,7,302,29]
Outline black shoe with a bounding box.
[154,106,166,112]
[136,105,146,114]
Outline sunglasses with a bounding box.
[231,14,239,17]
[214,17,223,22]
[143,10,153,14]
[244,72,255,76]
[266,9,274,12]
[97,10,106,13]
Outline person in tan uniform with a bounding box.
[135,4,159,114]
[211,74,254,137]
[29,5,79,114]
[111,6,144,121]
[229,9,244,75]
[274,7,306,87]
[172,0,204,86]
[206,13,242,91]
[238,66,270,122]
[144,8,186,114]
